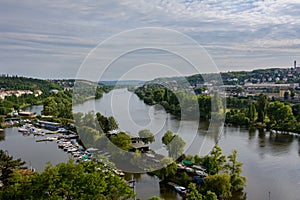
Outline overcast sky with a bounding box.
[1,0,300,80]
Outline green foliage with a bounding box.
[292,103,300,121]
[256,94,268,123]
[225,150,246,192]
[109,132,131,151]
[72,81,113,104]
[201,146,226,175]
[96,113,118,133]
[135,83,222,121]
[0,159,134,200]
[0,76,64,115]
[205,173,232,199]
[180,172,190,186]
[267,101,296,131]
[0,150,26,186]
[154,157,177,181]
[94,135,109,150]
[42,91,73,119]
[162,130,174,146]
[185,183,202,200]
[226,109,250,126]
[247,103,257,122]
[0,75,62,92]
[162,130,185,159]
[138,129,155,144]
[78,126,100,148]
[203,191,218,200]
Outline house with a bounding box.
[34,90,43,97]
[18,111,35,117]
[130,142,149,152]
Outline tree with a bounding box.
[247,103,257,122]
[162,130,174,146]
[138,129,155,144]
[0,115,5,128]
[203,191,218,200]
[0,160,134,200]
[290,88,296,99]
[210,145,226,174]
[0,150,26,186]
[96,112,118,133]
[267,101,296,130]
[155,157,177,181]
[107,116,118,132]
[205,173,232,199]
[78,126,100,147]
[180,171,190,186]
[256,94,268,123]
[94,134,109,150]
[284,91,289,100]
[162,130,185,159]
[109,132,131,151]
[82,111,98,129]
[185,183,202,200]
[153,89,164,103]
[225,150,246,192]
[292,103,300,121]
[169,135,186,159]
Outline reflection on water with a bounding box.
[25,104,43,115]
[11,89,300,200]
[0,131,4,141]
[0,127,70,172]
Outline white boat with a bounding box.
[18,128,29,133]
[174,185,187,195]
[46,137,57,141]
[67,148,78,153]
[195,170,205,176]
[185,167,194,173]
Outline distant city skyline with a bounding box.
[1,0,300,80]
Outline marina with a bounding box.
[1,89,300,199]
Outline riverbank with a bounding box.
[11,89,300,200]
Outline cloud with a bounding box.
[1,0,300,79]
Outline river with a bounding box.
[1,88,300,200]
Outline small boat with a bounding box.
[67,148,78,153]
[195,170,206,176]
[18,127,29,133]
[46,137,58,141]
[174,185,187,195]
[185,167,194,173]
[177,163,185,170]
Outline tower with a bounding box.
[294,60,297,68]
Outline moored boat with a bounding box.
[173,185,187,195]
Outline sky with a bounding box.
[1,0,300,80]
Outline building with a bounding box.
[18,111,35,117]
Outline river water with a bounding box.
[1,88,300,200]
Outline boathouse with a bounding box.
[130,142,149,152]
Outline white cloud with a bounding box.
[1,0,300,78]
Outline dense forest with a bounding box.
[0,150,135,200]
[134,84,225,121]
[0,76,63,115]
[226,94,300,133]
[0,75,62,93]
[135,83,300,133]
[0,76,113,117]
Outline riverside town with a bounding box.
[1,62,300,199]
